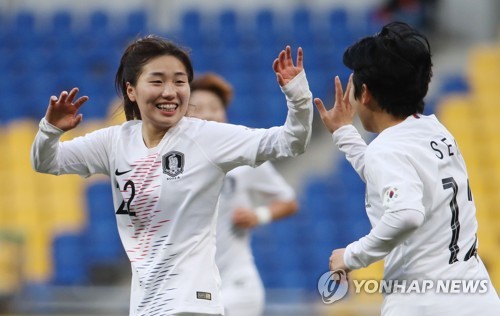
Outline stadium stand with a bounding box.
[0,4,498,315]
[437,43,500,289]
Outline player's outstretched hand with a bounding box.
[272,46,303,87]
[314,74,355,134]
[45,88,88,131]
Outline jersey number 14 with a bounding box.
[442,177,477,264]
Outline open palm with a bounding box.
[272,46,304,87]
[45,88,88,131]
[314,74,355,133]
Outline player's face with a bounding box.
[127,55,190,132]
[188,90,227,123]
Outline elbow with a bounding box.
[31,157,57,175]
[292,146,306,157]
[289,138,308,157]
[31,157,42,173]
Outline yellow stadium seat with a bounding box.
[437,95,473,122]
[23,228,53,283]
[5,120,39,172]
[0,126,12,172]
[106,98,127,126]
[0,232,23,296]
[346,261,385,304]
[467,45,500,95]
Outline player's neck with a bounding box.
[141,124,170,148]
[371,112,405,133]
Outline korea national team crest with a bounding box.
[162,151,185,178]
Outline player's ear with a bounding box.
[126,82,136,102]
[360,84,372,105]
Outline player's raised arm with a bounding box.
[316,74,367,181]
[251,46,312,164]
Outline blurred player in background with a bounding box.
[31,35,312,316]
[188,73,298,316]
[315,22,500,315]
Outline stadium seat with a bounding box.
[127,10,148,31]
[217,9,241,48]
[52,233,88,285]
[439,73,470,95]
[179,9,203,49]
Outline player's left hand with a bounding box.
[272,46,304,87]
[314,74,355,134]
[329,248,350,272]
[232,208,259,229]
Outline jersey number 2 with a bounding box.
[116,180,136,216]
[442,177,476,264]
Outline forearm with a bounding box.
[31,118,66,175]
[264,200,298,223]
[344,209,425,270]
[256,70,313,163]
[333,124,367,182]
[31,118,105,176]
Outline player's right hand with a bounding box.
[45,88,88,131]
[272,46,303,87]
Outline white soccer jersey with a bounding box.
[334,114,500,314]
[216,162,295,275]
[31,72,312,316]
[215,162,294,315]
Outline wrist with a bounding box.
[255,206,272,225]
[40,117,65,135]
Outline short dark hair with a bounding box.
[190,73,233,108]
[115,35,194,121]
[343,21,433,117]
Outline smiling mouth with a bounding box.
[156,103,178,112]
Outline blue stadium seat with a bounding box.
[43,10,77,49]
[440,74,470,94]
[126,10,148,35]
[115,10,149,48]
[84,182,124,264]
[292,6,314,47]
[77,10,113,52]
[52,234,88,285]
[51,10,72,30]
[327,7,353,45]
[179,9,203,49]
[0,95,31,122]
[254,8,278,47]
[217,9,241,48]
[13,10,36,33]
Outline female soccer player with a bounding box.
[31,36,312,316]
[315,22,500,315]
[189,73,298,316]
